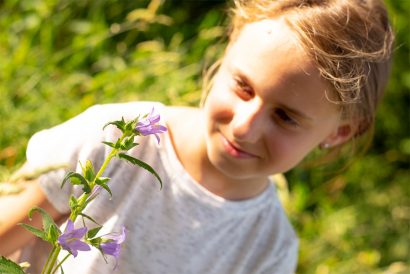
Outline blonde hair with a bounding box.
[206,0,394,164]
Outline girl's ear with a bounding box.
[320,121,358,148]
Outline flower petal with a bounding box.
[100,242,120,257]
[71,240,92,252]
[58,221,91,257]
[148,114,160,124]
[65,220,74,232]
[69,227,88,239]
[134,107,167,143]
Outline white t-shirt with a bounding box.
[23,102,298,274]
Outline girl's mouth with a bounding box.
[221,135,258,159]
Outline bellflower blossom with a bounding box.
[135,107,167,144]
[100,226,127,268]
[58,220,91,257]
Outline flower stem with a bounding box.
[41,246,61,274]
[39,127,135,273]
[68,133,127,222]
[92,148,118,188]
[51,253,70,274]
[47,246,61,274]
[40,246,54,274]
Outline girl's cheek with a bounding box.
[208,82,235,109]
[214,91,236,119]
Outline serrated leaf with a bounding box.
[124,120,134,132]
[118,153,163,189]
[61,171,91,194]
[102,141,116,149]
[103,118,126,132]
[26,207,61,243]
[0,256,25,274]
[18,223,47,241]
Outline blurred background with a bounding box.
[0,0,408,273]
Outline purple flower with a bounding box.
[100,226,127,269]
[135,107,167,144]
[58,220,91,257]
[100,226,126,257]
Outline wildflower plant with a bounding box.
[0,108,166,273]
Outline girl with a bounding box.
[0,0,394,273]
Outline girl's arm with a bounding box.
[0,180,63,256]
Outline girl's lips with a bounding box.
[221,135,258,159]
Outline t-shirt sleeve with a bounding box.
[25,105,110,213]
[272,238,299,274]
[25,102,164,214]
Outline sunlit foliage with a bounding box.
[0,0,408,273]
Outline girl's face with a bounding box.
[203,19,345,183]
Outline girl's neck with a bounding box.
[166,106,269,201]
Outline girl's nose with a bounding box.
[231,102,265,143]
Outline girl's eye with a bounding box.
[234,77,253,100]
[274,109,299,127]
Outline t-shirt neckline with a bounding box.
[158,109,278,214]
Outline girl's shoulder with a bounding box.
[164,105,200,120]
[163,106,204,179]
[164,106,202,137]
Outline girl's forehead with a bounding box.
[230,19,300,52]
[226,19,319,84]
[223,19,339,117]
[227,19,311,71]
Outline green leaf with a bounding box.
[61,171,91,194]
[47,224,60,243]
[88,237,102,249]
[78,213,100,226]
[69,195,79,211]
[61,171,77,187]
[82,160,95,182]
[27,207,61,242]
[18,223,47,241]
[103,139,122,149]
[95,177,110,185]
[68,195,83,218]
[120,136,138,151]
[0,256,25,274]
[102,141,116,149]
[103,117,126,132]
[118,153,163,189]
[124,120,135,132]
[96,181,112,198]
[87,226,103,239]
